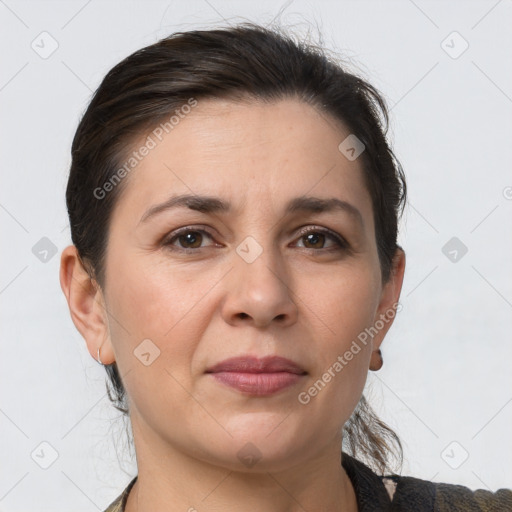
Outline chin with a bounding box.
[203,415,313,472]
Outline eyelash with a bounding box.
[162,225,349,253]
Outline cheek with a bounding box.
[103,259,216,425]
[108,255,204,332]
[105,256,222,375]
[304,261,380,347]
[296,263,378,410]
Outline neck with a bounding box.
[124,416,358,512]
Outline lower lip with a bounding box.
[209,371,304,396]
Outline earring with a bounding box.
[369,349,383,371]
[97,347,104,365]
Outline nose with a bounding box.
[221,246,299,329]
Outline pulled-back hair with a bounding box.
[66,22,406,475]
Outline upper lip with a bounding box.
[206,355,307,375]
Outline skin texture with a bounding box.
[60,98,406,512]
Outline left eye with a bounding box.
[294,229,346,250]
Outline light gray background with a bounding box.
[1,0,511,510]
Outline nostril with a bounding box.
[239,312,249,319]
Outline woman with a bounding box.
[59,22,512,511]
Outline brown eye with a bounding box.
[176,231,204,248]
[302,232,326,249]
[294,227,348,252]
[164,229,215,251]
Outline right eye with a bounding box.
[163,228,216,251]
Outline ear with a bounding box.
[59,245,116,365]
[369,247,406,371]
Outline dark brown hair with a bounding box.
[66,22,406,475]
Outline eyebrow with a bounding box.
[139,193,364,228]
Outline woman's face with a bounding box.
[69,98,404,472]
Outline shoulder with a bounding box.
[432,480,512,511]
[384,472,512,511]
[342,453,512,511]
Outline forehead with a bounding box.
[113,97,373,225]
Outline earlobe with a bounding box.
[369,349,383,371]
[368,248,406,370]
[59,245,116,365]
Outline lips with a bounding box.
[205,356,307,396]
[205,355,306,375]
